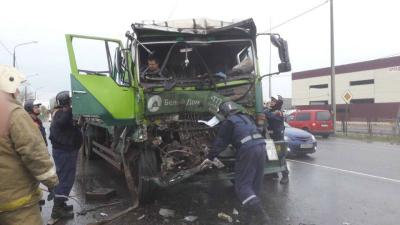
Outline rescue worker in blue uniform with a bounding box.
[202,101,270,225]
[264,95,289,184]
[24,100,47,146]
[49,91,82,220]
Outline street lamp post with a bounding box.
[34,87,44,99]
[13,41,38,67]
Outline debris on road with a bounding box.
[343,222,351,225]
[77,201,121,216]
[159,208,176,218]
[184,215,198,222]
[218,212,233,223]
[86,188,116,201]
[137,214,146,221]
[232,208,239,216]
[100,212,108,217]
[87,205,137,225]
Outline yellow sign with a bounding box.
[342,90,353,104]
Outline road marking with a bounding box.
[288,159,400,184]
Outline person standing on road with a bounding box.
[49,91,82,220]
[264,95,289,184]
[24,99,48,146]
[0,65,59,225]
[202,101,270,225]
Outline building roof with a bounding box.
[292,55,400,80]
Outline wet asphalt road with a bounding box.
[41,136,400,225]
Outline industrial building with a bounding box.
[292,56,400,121]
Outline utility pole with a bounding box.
[330,0,336,134]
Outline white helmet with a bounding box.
[0,65,26,94]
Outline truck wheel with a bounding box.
[136,149,159,204]
[83,135,94,159]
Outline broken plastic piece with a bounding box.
[198,116,220,127]
[184,215,198,222]
[218,212,233,223]
[159,208,175,218]
[232,208,239,216]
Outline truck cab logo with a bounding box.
[147,95,162,112]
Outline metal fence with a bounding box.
[336,118,400,137]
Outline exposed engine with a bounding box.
[148,113,218,176]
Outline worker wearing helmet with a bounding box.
[49,91,82,220]
[24,99,47,146]
[0,65,59,225]
[264,94,289,184]
[202,101,270,225]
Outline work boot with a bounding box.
[272,173,279,180]
[280,172,289,184]
[252,202,271,225]
[51,199,74,220]
[62,202,74,211]
[242,199,271,225]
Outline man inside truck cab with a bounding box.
[202,101,271,225]
[141,55,170,81]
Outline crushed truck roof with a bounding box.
[132,18,257,41]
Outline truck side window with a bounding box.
[73,39,111,76]
[72,38,131,86]
[296,113,311,121]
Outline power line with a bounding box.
[269,0,329,31]
[0,40,12,55]
[167,0,180,20]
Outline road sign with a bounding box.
[342,90,353,104]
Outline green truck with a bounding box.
[65,18,291,206]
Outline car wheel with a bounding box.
[296,153,308,157]
[322,134,329,139]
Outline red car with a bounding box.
[286,110,333,138]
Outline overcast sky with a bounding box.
[1,0,400,103]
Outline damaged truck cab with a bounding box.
[65,18,291,205]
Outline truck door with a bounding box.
[65,34,136,124]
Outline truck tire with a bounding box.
[83,134,94,159]
[137,149,159,204]
[83,125,98,160]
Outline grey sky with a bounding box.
[1,0,400,103]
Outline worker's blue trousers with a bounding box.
[52,148,79,201]
[235,143,266,205]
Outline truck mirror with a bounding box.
[115,47,123,74]
[270,35,291,73]
[130,39,137,63]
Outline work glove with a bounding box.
[212,158,225,169]
[200,158,225,169]
[47,188,55,201]
[200,159,213,169]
